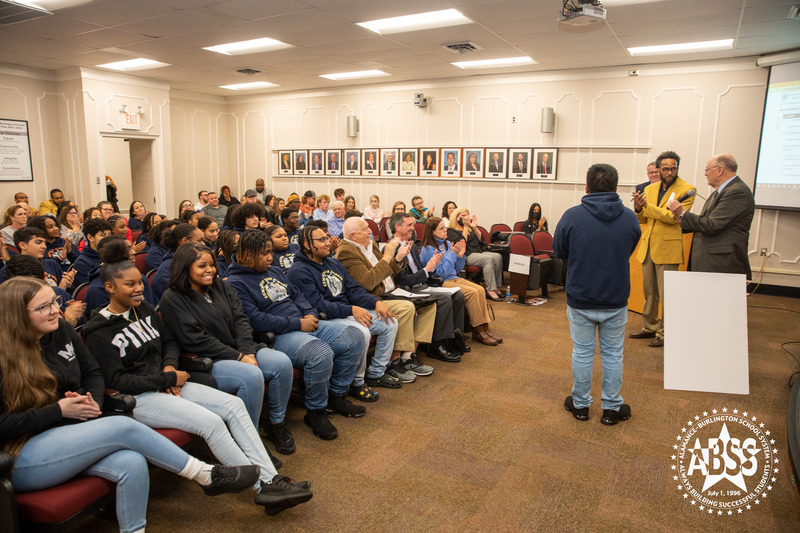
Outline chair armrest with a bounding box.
[0,451,13,478]
[253,331,276,348]
[179,353,213,372]
[103,389,136,413]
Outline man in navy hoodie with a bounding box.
[553,163,641,426]
[71,218,113,286]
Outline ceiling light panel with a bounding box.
[220,81,279,90]
[452,56,536,69]
[357,9,471,35]
[96,58,170,71]
[627,39,734,56]
[203,37,293,56]
[319,69,390,81]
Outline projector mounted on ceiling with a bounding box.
[558,0,606,26]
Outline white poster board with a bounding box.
[663,271,749,395]
[508,253,530,275]
[0,119,33,181]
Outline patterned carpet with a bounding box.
[69,286,800,532]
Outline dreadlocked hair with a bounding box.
[297,224,324,258]
[216,230,238,266]
[237,229,272,269]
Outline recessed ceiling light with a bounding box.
[319,70,390,81]
[204,37,293,56]
[220,81,279,90]
[357,9,471,35]
[627,39,734,56]
[452,56,536,69]
[96,58,170,71]
[15,0,94,10]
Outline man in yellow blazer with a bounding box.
[631,151,695,347]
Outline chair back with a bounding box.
[146,269,157,288]
[490,223,511,238]
[72,282,90,301]
[509,234,534,256]
[532,231,554,253]
[130,230,142,242]
[513,221,526,232]
[379,225,389,243]
[134,252,148,275]
[413,223,425,242]
[477,226,491,244]
[365,219,379,239]
[379,217,389,227]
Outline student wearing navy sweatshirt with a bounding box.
[151,223,204,298]
[553,163,641,426]
[265,224,299,274]
[0,227,74,291]
[227,230,366,445]
[287,226,399,406]
[144,219,180,273]
[28,215,78,268]
[71,218,113,287]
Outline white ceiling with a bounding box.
[0,0,798,96]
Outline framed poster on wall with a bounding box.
[344,150,360,175]
[309,150,324,174]
[509,148,532,179]
[533,148,557,180]
[0,119,33,182]
[420,149,438,177]
[380,148,399,177]
[485,148,507,178]
[278,151,293,174]
[293,150,308,175]
[362,149,379,175]
[399,148,418,177]
[440,148,461,177]
[463,148,483,177]
[325,149,341,176]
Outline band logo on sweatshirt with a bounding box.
[260,277,289,303]
[111,316,160,358]
[322,270,343,297]
[57,342,76,361]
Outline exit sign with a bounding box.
[122,112,140,130]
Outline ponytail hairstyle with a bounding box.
[0,277,58,457]
[237,229,271,269]
[99,236,136,285]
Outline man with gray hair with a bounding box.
[666,153,755,277]
[328,201,346,238]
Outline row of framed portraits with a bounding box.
[277,148,558,180]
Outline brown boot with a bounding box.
[471,324,498,346]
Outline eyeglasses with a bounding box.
[704,165,721,173]
[28,295,62,315]
[659,167,678,173]
[312,236,331,243]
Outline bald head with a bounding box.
[343,216,369,245]
[705,153,738,188]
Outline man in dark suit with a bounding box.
[513,152,527,174]
[328,153,339,171]
[388,212,467,361]
[281,153,291,170]
[537,152,552,174]
[635,161,659,193]
[667,153,755,278]
[347,153,358,170]
[489,152,502,173]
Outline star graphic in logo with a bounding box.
[688,423,761,492]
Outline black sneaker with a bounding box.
[564,396,589,421]
[326,394,366,418]
[365,372,402,389]
[255,475,313,514]
[601,404,631,426]
[264,421,296,455]
[304,408,338,440]
[267,449,282,470]
[202,464,260,496]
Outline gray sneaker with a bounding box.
[401,353,433,376]
[387,359,416,383]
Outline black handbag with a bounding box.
[380,291,438,311]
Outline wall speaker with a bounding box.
[541,107,555,133]
[347,115,359,137]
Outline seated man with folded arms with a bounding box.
[336,217,443,375]
[287,225,401,398]
[388,212,470,358]
[227,230,367,444]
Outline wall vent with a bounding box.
[236,68,262,76]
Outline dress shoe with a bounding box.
[471,325,498,346]
[427,342,461,363]
[629,330,656,339]
[486,329,503,344]
[649,337,664,347]
[451,329,471,354]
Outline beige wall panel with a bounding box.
[335,105,356,148]
[470,96,506,145]
[170,106,189,200]
[427,98,463,146]
[300,107,327,147]
[215,113,236,192]
[244,110,268,182]
[269,108,294,149]
[650,88,704,188]
[554,93,582,146]
[715,84,765,188]
[191,110,214,193]
[359,103,379,147]
[591,90,640,146]
[385,101,417,146]
[37,93,68,199]
[518,94,545,145]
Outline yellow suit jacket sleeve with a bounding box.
[635,177,696,264]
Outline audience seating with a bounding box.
[71,282,90,301]
[489,223,511,241]
[365,219,379,239]
[531,231,566,285]
[378,225,388,243]
[509,234,551,297]
[134,252,147,275]
[146,270,156,288]
[379,217,388,227]
[513,221,525,232]
[413,223,425,244]
[130,230,142,242]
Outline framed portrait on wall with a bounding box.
[309,150,324,175]
[362,149,379,175]
[325,149,341,176]
[485,148,507,178]
[278,150,292,174]
[380,148,399,177]
[462,148,483,177]
[533,148,557,180]
[344,150,360,175]
[509,148,532,179]
[420,149,438,177]
[440,148,461,177]
[293,150,308,175]
[399,148,418,177]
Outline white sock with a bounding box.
[131,528,145,533]
[178,457,213,485]
[401,351,413,361]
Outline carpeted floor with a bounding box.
[68,284,800,532]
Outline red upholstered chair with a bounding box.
[130,230,142,242]
[509,234,551,297]
[413,223,425,243]
[146,269,157,288]
[378,225,389,243]
[134,252,147,275]
[365,219,379,239]
[490,223,511,241]
[71,282,90,301]
[531,231,565,285]
[513,221,526,232]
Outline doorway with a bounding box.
[102,137,156,216]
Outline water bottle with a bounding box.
[505,286,512,303]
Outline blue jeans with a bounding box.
[566,306,627,411]
[12,416,192,533]
[273,319,365,409]
[132,382,277,485]
[349,310,398,382]
[253,347,294,424]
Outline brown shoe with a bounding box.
[648,337,664,347]
[486,329,503,344]
[471,325,498,346]
[629,330,656,339]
